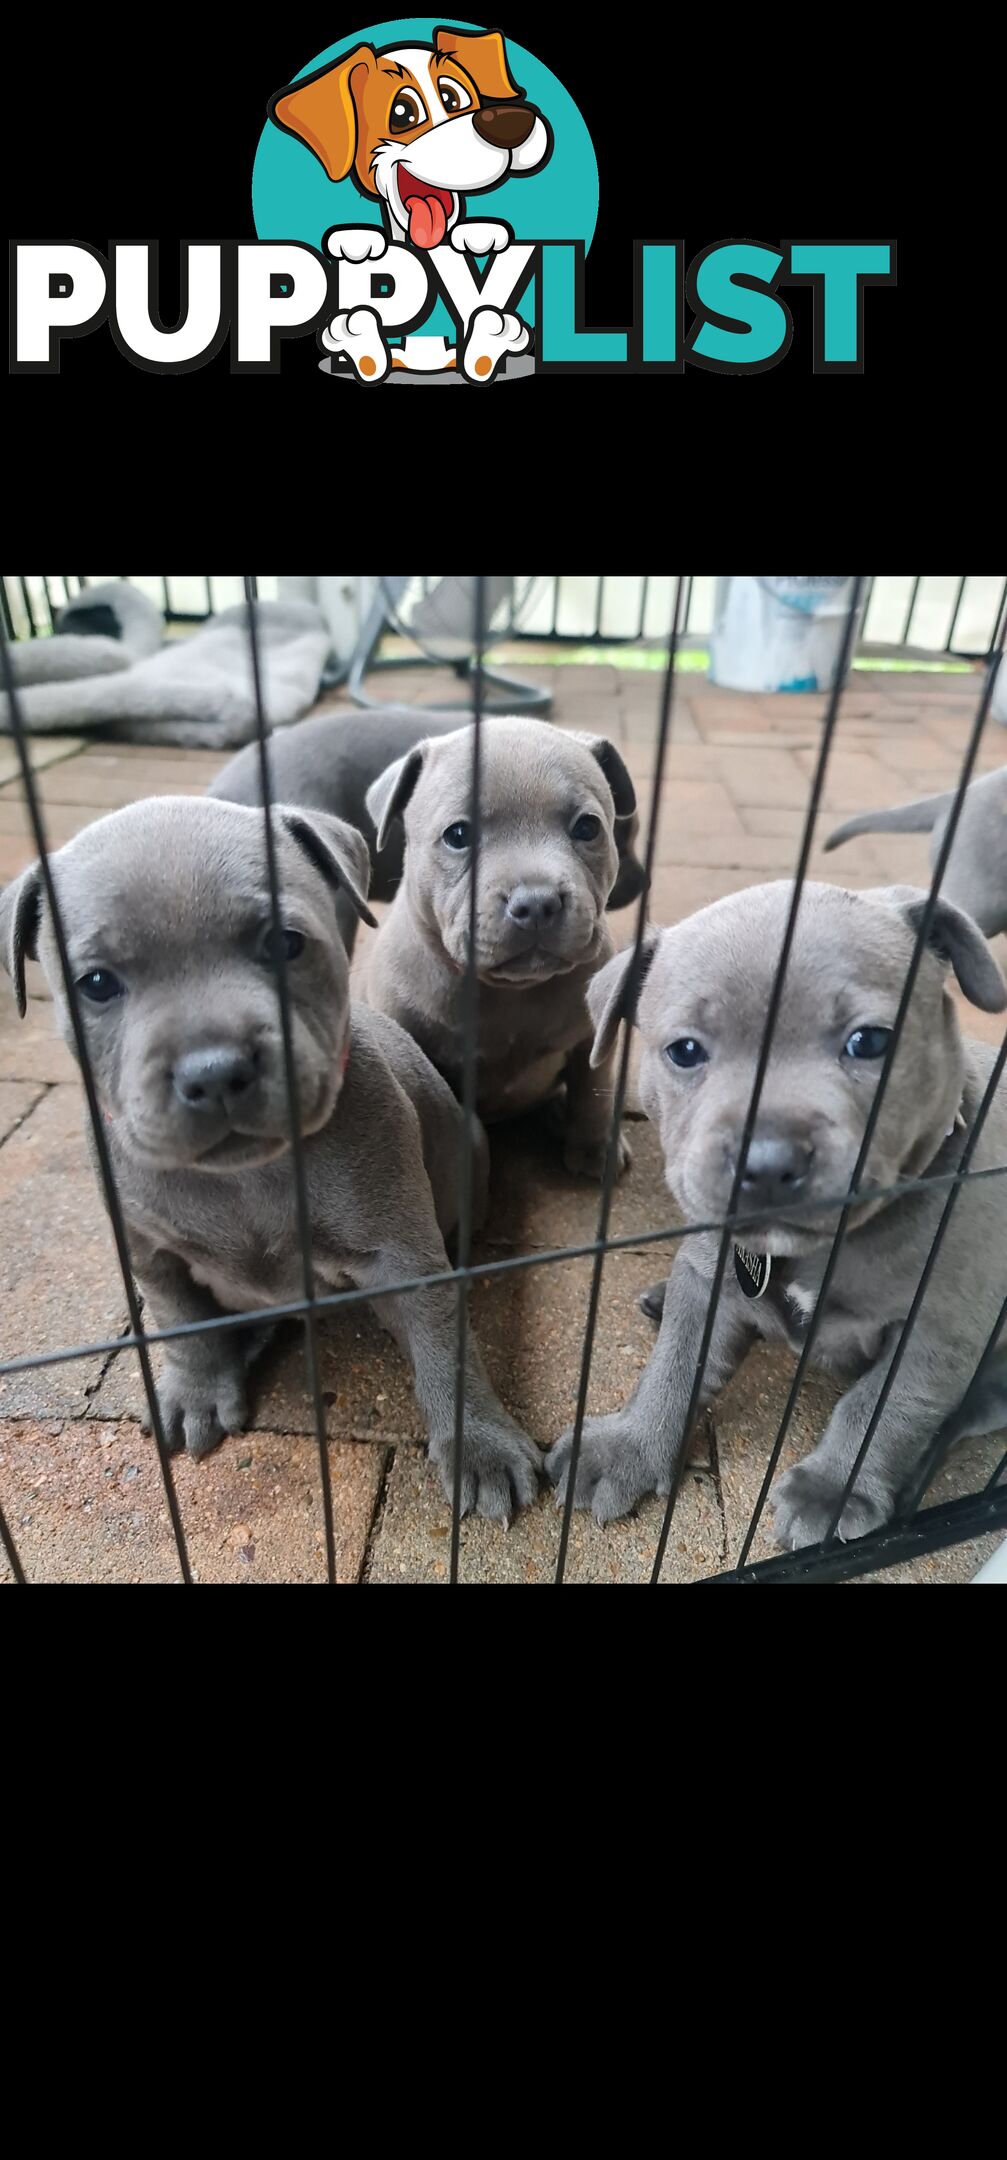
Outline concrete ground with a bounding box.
[1,650,1005,1584]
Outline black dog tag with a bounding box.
[734,1244,771,1299]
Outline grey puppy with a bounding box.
[0,797,541,1521]
[825,765,1007,939]
[359,716,638,1179]
[210,704,647,955]
[546,880,1007,1548]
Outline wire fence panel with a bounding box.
[4,575,1007,658]
[1,576,1006,1583]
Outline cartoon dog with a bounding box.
[269,26,551,384]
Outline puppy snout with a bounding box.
[173,1044,258,1111]
[505,884,564,930]
[736,1135,815,1207]
[472,102,536,149]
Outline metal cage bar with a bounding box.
[243,581,337,1584]
[648,579,865,1584]
[945,575,968,654]
[2,576,1006,1585]
[554,579,685,1585]
[449,580,485,1583]
[17,578,38,638]
[821,1013,1007,1540]
[0,629,193,1585]
[3,1147,1005,1383]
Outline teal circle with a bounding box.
[251,18,598,341]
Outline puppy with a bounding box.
[270,29,550,255]
[358,718,639,1178]
[209,706,647,952]
[547,880,1007,1547]
[0,798,541,1521]
[269,27,550,382]
[825,764,1007,939]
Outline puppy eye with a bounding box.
[390,91,425,131]
[438,79,471,114]
[843,1026,891,1061]
[442,821,471,850]
[666,1038,708,1069]
[76,968,125,1005]
[571,813,601,842]
[259,926,305,965]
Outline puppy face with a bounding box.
[367,720,636,986]
[0,797,375,1173]
[589,881,1007,1256]
[269,31,550,248]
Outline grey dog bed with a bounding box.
[1,582,332,749]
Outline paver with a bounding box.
[366,1446,723,1583]
[0,1418,384,1584]
[0,1087,126,1418]
[0,998,76,1084]
[0,736,85,789]
[0,1079,45,1146]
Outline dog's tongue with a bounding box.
[407,192,448,249]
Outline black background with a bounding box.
[5,10,998,558]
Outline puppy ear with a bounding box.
[0,864,42,1019]
[568,733,637,819]
[268,45,375,182]
[587,932,659,1068]
[878,884,1007,1013]
[366,745,428,853]
[434,26,523,99]
[281,809,378,928]
[607,816,648,912]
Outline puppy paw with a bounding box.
[320,306,390,382]
[563,1128,633,1182]
[770,1461,893,1551]
[324,226,388,263]
[430,1416,542,1524]
[450,221,511,255]
[141,1365,249,1461]
[546,1415,657,1525]
[460,305,528,383]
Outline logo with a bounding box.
[265,22,552,383]
[9,18,896,378]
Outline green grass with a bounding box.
[851,656,973,673]
[490,641,975,676]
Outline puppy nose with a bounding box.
[505,885,563,929]
[173,1045,257,1110]
[737,1135,814,1206]
[472,102,536,149]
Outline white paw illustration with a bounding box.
[320,306,390,383]
[449,221,511,255]
[324,227,388,263]
[461,305,529,384]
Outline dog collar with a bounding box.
[734,1243,771,1299]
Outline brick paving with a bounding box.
[1,656,1004,1583]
